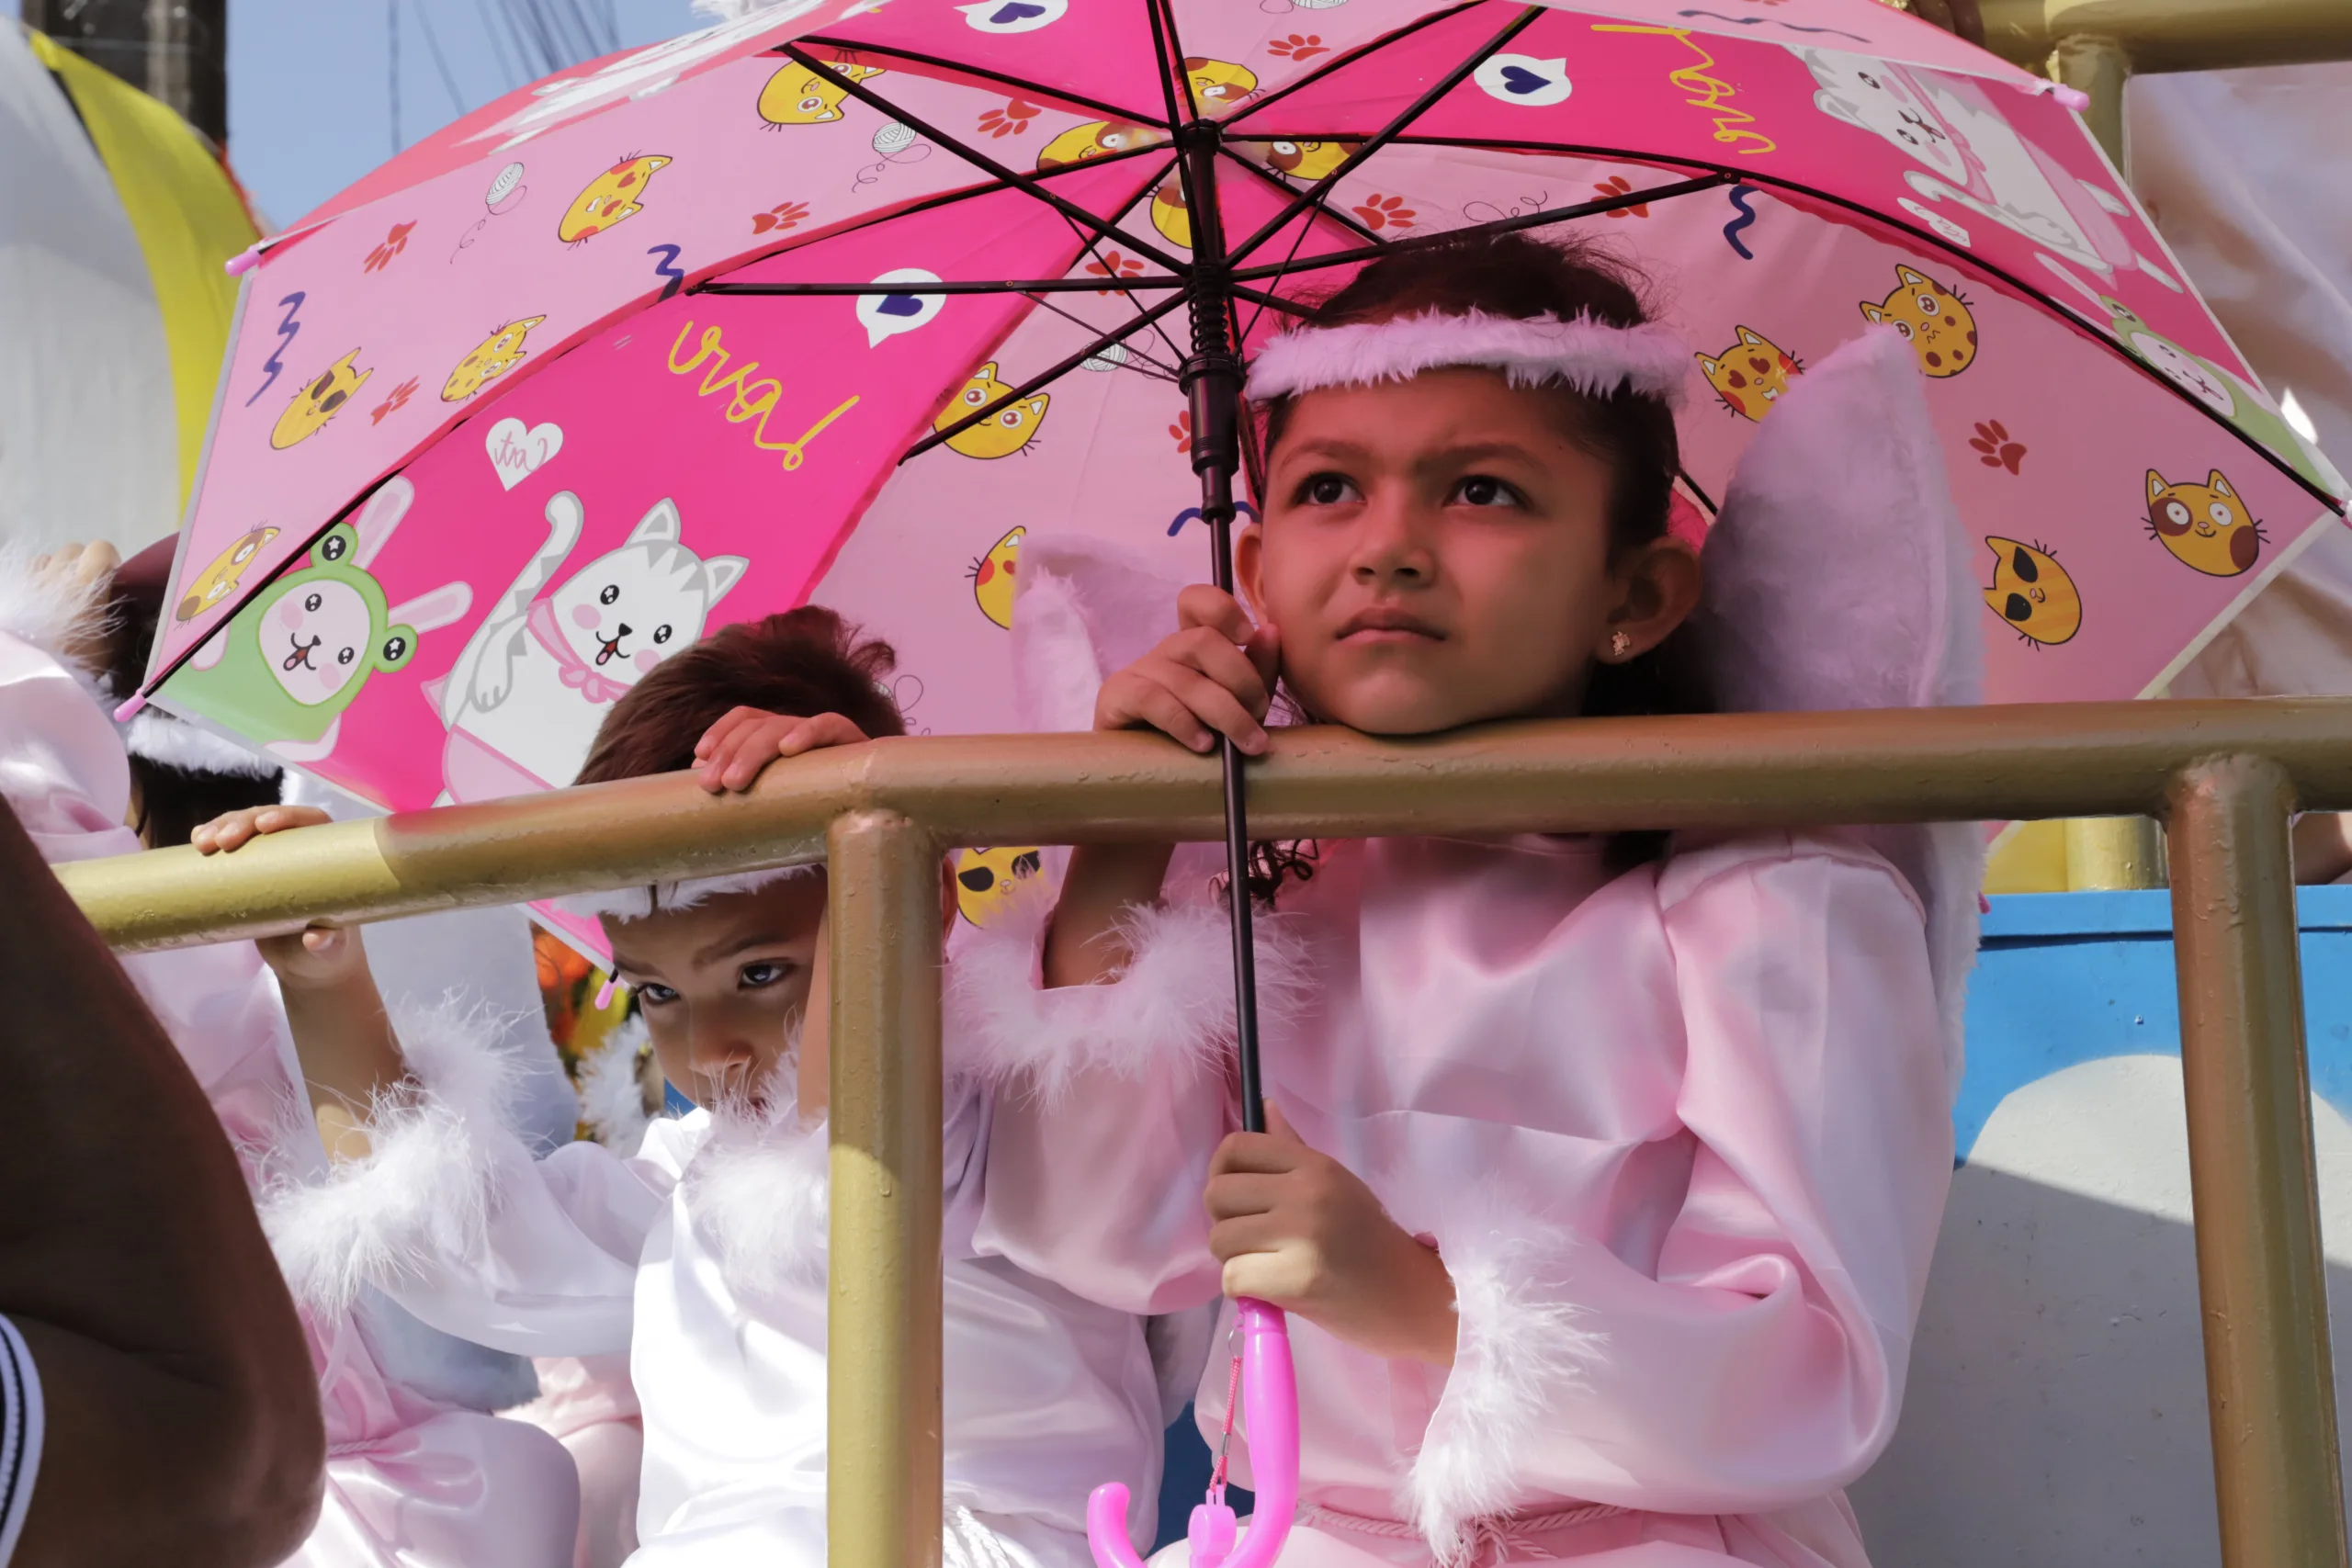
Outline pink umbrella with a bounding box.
[135,0,2345,1075]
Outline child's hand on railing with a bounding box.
[692,707,871,795]
[1095,585,1281,756]
[1205,1100,1459,1368]
[192,806,364,990]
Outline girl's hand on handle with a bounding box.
[1205,1101,1458,1367]
[693,707,870,794]
[193,806,365,990]
[1094,584,1282,756]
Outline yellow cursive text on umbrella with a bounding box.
[1589,24,1776,156]
[666,321,860,471]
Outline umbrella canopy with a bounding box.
[0,23,258,549]
[141,0,2346,836]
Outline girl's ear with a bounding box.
[1234,521,1268,622]
[1602,535,1704,662]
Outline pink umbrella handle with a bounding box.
[1088,1300,1298,1568]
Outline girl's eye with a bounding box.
[638,982,679,1006]
[1299,473,1358,507]
[741,961,793,988]
[1451,474,1521,508]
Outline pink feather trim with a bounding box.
[1244,310,1690,406]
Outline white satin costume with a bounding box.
[261,909,1170,1568]
[0,558,582,1568]
[956,329,1985,1568]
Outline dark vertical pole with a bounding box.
[23,0,227,148]
[1177,123,1267,1134]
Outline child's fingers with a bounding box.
[693,705,763,761]
[1100,674,1217,754]
[1204,1170,1287,1222]
[1221,1247,1312,1306]
[714,725,784,793]
[1158,668,1268,755]
[776,713,867,758]
[1174,584,1257,645]
[71,541,120,589]
[1167,629,1272,718]
[1206,1211,1293,1264]
[1209,1128,1305,1178]
[300,926,349,959]
[1262,1099,1306,1145]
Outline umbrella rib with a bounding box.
[1144,0,1201,127]
[1227,1,1481,128]
[1228,283,1315,321]
[1226,5,1544,265]
[1051,154,1193,370]
[1218,147,1387,251]
[1228,173,1729,282]
[903,288,1195,462]
[701,276,1181,295]
[798,35,1162,127]
[1019,289,1184,380]
[779,43,1192,275]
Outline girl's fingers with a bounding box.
[1209,1128,1306,1178]
[1163,673,1267,755]
[1203,1170,1288,1222]
[1221,1248,1312,1305]
[1174,584,1257,645]
[1103,678,1216,753]
[1206,1212,1293,1263]
[1170,631,1272,718]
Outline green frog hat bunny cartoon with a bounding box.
[167,478,474,764]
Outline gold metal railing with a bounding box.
[56,698,2352,1568]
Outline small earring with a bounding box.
[1608,630,1632,660]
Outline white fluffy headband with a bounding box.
[121,710,279,779]
[1244,308,1690,407]
[552,864,820,922]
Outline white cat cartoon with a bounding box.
[1800,47,2179,293]
[434,491,747,803]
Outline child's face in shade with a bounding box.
[1240,368,1698,735]
[604,874,827,1112]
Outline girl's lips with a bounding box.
[1336,608,1444,643]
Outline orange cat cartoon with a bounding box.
[442,316,548,402]
[1983,536,2082,646]
[559,155,671,243]
[1036,119,1167,170]
[934,364,1048,459]
[2145,468,2263,577]
[970,525,1023,627]
[1860,265,1977,378]
[271,350,372,449]
[175,525,281,621]
[1697,328,1801,421]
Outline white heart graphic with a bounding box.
[486,417,564,491]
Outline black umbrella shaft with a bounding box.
[1179,125,1267,1136]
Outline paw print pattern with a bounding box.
[1594,175,1650,218]
[1351,194,1417,231]
[978,100,1041,138]
[751,200,809,235]
[364,221,415,273]
[1170,410,1193,455]
[1970,420,2026,474]
[369,378,419,425]
[1268,33,1328,61]
[1086,249,1146,291]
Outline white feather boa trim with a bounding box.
[259,998,527,1315]
[0,543,110,691]
[946,881,1308,1097]
[682,1091,831,1303]
[576,1015,659,1156]
[1408,1195,1607,1567]
[1247,310,1690,407]
[121,710,278,777]
[550,863,819,922]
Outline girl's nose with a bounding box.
[686,1021,756,1094]
[1347,498,1434,586]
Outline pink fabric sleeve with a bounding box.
[952,884,1238,1316]
[0,625,137,865]
[1411,841,1954,1551]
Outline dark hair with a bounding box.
[1246,231,1714,885]
[102,571,283,850]
[575,606,903,785]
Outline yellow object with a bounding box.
[1984,818,2070,893]
[28,29,256,509]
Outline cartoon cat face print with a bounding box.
[2146,468,2263,577]
[970,525,1023,628]
[176,525,281,622]
[1802,51,1971,186]
[1035,119,1168,170]
[1697,328,1801,421]
[934,363,1049,458]
[758,60,886,127]
[559,155,671,244]
[1861,266,1977,377]
[955,844,1044,926]
[271,351,373,449]
[1184,58,1258,115]
[442,316,548,402]
[1245,139,1354,182]
[545,500,749,683]
[1983,536,2082,646]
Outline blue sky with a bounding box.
[10,0,710,227]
